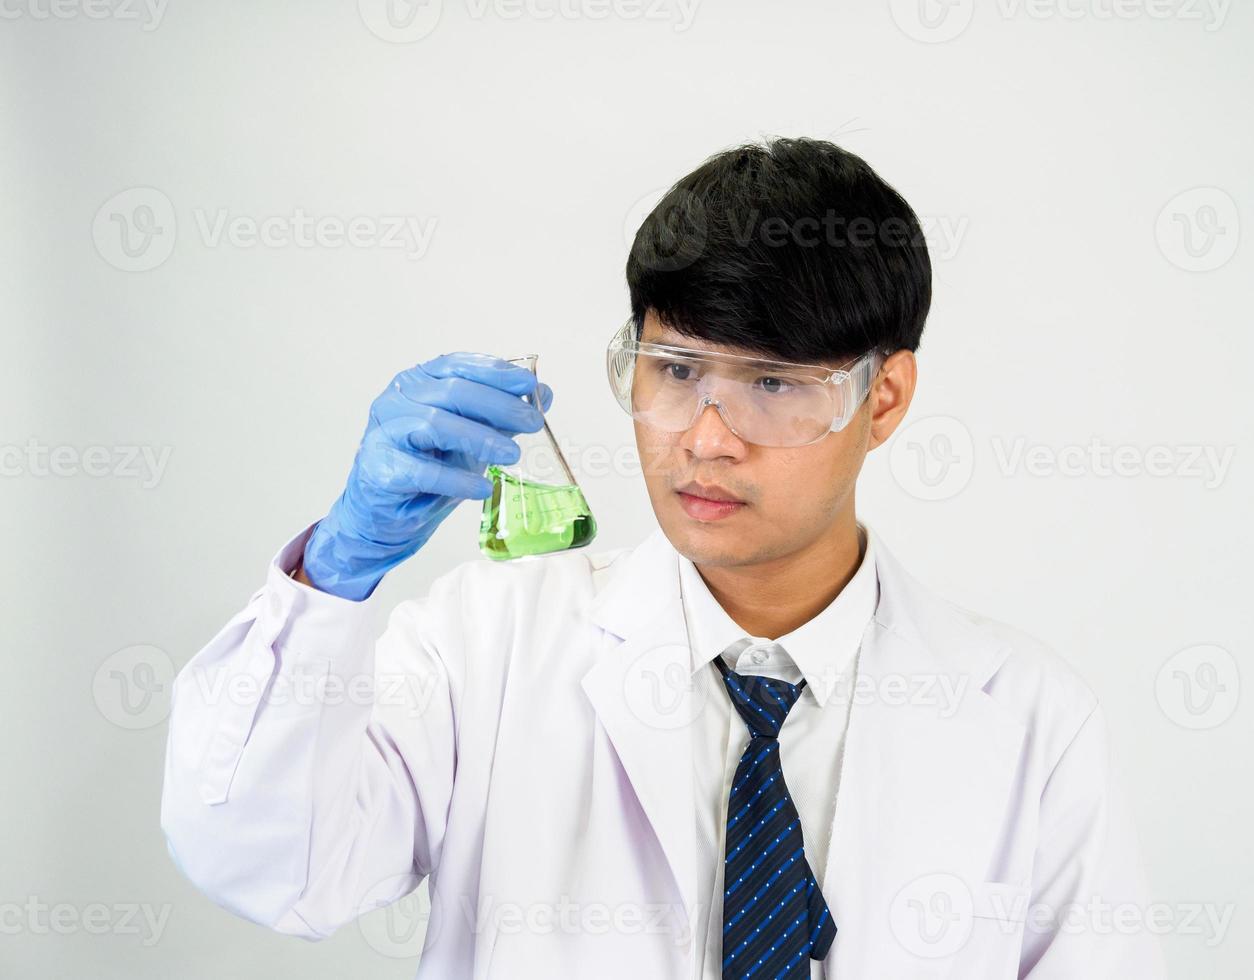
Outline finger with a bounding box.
[357,436,493,500]
[416,352,541,397]
[383,373,545,434]
[375,411,520,466]
[533,382,554,414]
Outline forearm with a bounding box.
[160,529,460,938]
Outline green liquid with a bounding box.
[478,465,598,561]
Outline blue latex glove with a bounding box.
[302,353,553,600]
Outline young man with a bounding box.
[161,137,1164,979]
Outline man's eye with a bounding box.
[663,362,694,381]
[756,376,795,394]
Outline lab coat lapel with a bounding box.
[582,529,700,944]
[819,533,1029,976]
[581,526,1031,973]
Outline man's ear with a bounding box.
[866,350,917,452]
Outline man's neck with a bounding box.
[694,518,865,640]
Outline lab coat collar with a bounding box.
[588,520,1010,693]
[581,521,1024,967]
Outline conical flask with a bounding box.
[478,354,597,561]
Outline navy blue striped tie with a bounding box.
[713,655,837,979]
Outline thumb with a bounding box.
[535,382,554,414]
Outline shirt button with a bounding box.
[751,650,768,665]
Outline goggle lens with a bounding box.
[606,323,880,448]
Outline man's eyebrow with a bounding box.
[646,332,851,369]
[653,327,714,349]
[650,330,772,360]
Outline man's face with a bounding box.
[632,310,877,569]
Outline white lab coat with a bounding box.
[161,523,1166,979]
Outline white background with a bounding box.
[2,0,1250,976]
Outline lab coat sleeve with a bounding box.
[1018,704,1167,979]
[160,526,466,940]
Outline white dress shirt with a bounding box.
[679,522,880,979]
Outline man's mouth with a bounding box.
[675,482,747,521]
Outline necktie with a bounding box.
[713,654,837,979]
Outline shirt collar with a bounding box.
[677,522,880,708]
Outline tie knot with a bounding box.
[713,656,806,739]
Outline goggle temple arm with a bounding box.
[829,348,887,434]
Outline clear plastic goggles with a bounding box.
[606,319,885,448]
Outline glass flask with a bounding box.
[478,354,598,561]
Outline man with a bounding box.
[161,137,1164,978]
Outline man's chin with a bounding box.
[659,507,753,566]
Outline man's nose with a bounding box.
[679,400,746,458]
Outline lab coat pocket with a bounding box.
[196,596,327,806]
[961,881,1033,977]
[972,880,1031,924]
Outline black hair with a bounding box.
[625,136,931,364]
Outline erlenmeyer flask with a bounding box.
[478,354,597,561]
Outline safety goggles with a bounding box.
[606,319,885,448]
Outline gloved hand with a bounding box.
[301,353,553,600]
